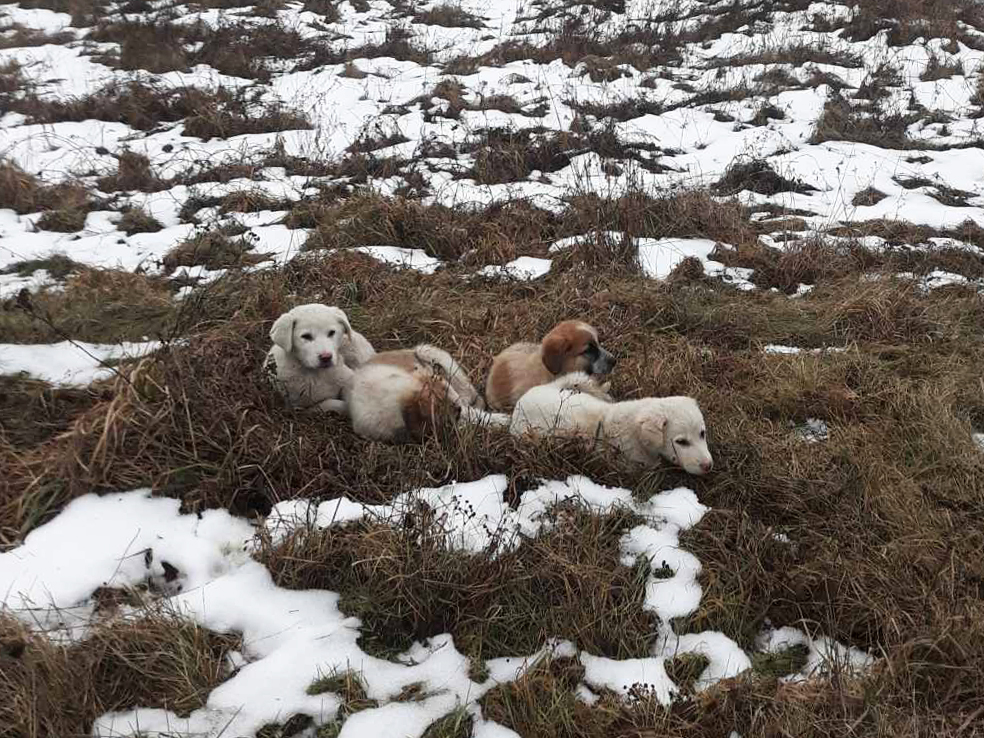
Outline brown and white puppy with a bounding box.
[264,304,375,413]
[485,320,616,411]
[346,345,502,442]
[510,372,713,475]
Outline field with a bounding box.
[2,0,984,736]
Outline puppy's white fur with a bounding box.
[265,304,375,412]
[347,345,499,442]
[510,372,713,475]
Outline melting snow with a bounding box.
[350,245,443,274]
[756,625,875,683]
[2,0,982,286]
[2,475,758,736]
[792,417,830,443]
[0,340,162,386]
[476,256,552,280]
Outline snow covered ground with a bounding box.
[2,0,984,292]
[0,475,870,737]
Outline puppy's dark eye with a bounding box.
[676,438,691,447]
[328,330,336,338]
[582,343,599,357]
[301,333,313,341]
[700,429,706,439]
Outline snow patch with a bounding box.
[350,246,442,274]
[0,340,162,386]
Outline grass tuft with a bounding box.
[0,611,237,736]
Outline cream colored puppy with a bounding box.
[510,372,713,475]
[347,344,498,442]
[265,304,375,412]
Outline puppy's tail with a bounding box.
[401,374,460,441]
[413,344,485,409]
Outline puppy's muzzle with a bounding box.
[318,352,334,368]
[591,348,616,376]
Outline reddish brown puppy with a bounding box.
[485,320,616,411]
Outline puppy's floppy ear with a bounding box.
[541,332,571,374]
[335,308,353,337]
[270,312,295,353]
[639,411,668,446]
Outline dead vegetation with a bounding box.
[0,267,177,344]
[263,505,655,659]
[839,0,984,47]
[713,160,816,197]
[90,18,315,80]
[0,162,92,217]
[0,26,74,50]
[300,25,433,69]
[163,226,268,273]
[2,205,983,732]
[14,0,109,26]
[462,128,582,184]
[12,82,310,141]
[413,3,484,29]
[117,206,164,235]
[296,189,754,265]
[809,90,919,149]
[0,612,238,737]
[0,374,105,447]
[0,60,26,102]
[705,44,863,69]
[412,79,531,121]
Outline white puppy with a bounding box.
[347,345,502,442]
[510,372,713,475]
[265,304,375,412]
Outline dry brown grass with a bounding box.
[444,12,689,74]
[0,60,25,101]
[262,504,654,659]
[0,268,177,344]
[0,26,74,50]
[117,207,164,235]
[297,189,754,266]
[463,128,582,184]
[163,227,269,273]
[2,225,984,733]
[713,160,816,197]
[90,18,314,80]
[840,0,984,47]
[0,375,106,448]
[706,44,863,69]
[15,0,107,26]
[96,151,166,193]
[413,3,484,28]
[0,162,93,221]
[809,91,919,149]
[0,612,237,737]
[14,81,310,140]
[301,25,433,69]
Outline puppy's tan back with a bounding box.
[485,342,552,411]
[367,349,417,372]
[486,320,602,411]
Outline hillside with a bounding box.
[2,0,984,736]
